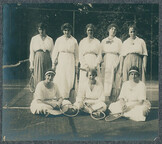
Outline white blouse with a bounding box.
[29,34,54,69]
[79,37,101,68]
[76,80,105,103]
[121,36,148,57]
[52,35,79,66]
[34,81,60,101]
[118,81,146,102]
[101,36,122,55]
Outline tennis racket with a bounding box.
[69,67,78,103]
[29,72,35,93]
[105,112,123,122]
[59,103,79,117]
[91,111,106,120]
[45,109,62,117]
[83,102,106,120]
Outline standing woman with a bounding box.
[119,25,147,82]
[101,24,122,99]
[52,23,79,99]
[29,22,54,88]
[78,24,101,90]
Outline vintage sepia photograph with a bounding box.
[2,2,159,142]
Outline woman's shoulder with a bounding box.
[56,35,63,40]
[94,38,100,43]
[122,81,130,87]
[71,36,78,43]
[35,81,44,89]
[46,35,53,41]
[96,80,103,87]
[54,35,64,43]
[138,81,146,87]
[123,37,130,43]
[136,36,145,43]
[114,36,122,42]
[32,34,39,40]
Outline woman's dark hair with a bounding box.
[86,23,95,31]
[107,23,118,32]
[86,68,97,77]
[61,23,72,31]
[128,66,140,76]
[37,22,47,30]
[128,24,137,32]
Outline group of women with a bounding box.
[29,22,151,122]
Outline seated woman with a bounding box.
[108,66,151,121]
[30,69,64,115]
[74,68,107,115]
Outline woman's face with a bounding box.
[86,27,94,37]
[38,27,46,36]
[88,71,96,81]
[129,71,139,83]
[45,73,54,83]
[129,27,136,38]
[63,28,71,38]
[108,27,116,37]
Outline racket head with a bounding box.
[105,113,123,122]
[45,109,62,117]
[60,104,79,117]
[90,111,106,120]
[29,73,35,93]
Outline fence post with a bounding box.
[73,11,75,36]
[150,6,153,81]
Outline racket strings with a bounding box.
[59,104,79,117]
[105,112,123,122]
[83,102,106,120]
[29,73,35,93]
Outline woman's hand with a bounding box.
[30,68,34,73]
[52,65,56,71]
[142,63,147,73]
[57,98,63,107]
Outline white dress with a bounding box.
[109,81,151,121]
[74,80,106,113]
[101,36,122,96]
[52,35,79,99]
[30,81,60,114]
[78,37,101,90]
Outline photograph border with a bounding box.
[0,0,161,143]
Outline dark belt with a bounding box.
[36,49,49,53]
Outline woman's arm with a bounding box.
[51,39,59,69]
[119,56,124,77]
[29,38,34,71]
[143,55,147,72]
[96,42,102,67]
[79,40,89,69]
[74,41,79,67]
[49,38,54,58]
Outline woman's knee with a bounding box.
[62,99,72,105]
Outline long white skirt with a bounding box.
[101,53,120,96]
[30,99,72,115]
[109,100,151,121]
[74,100,107,113]
[78,54,101,91]
[30,99,55,114]
[54,53,75,98]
